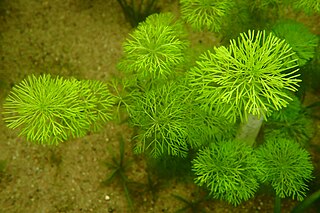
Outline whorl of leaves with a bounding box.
[179,0,235,32]
[189,30,301,122]
[2,74,115,145]
[118,13,188,80]
[256,138,313,201]
[192,140,261,206]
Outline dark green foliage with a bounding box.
[272,20,319,66]
[147,154,193,179]
[118,13,188,82]
[2,74,115,145]
[292,188,320,213]
[292,0,320,14]
[179,0,235,32]
[265,95,314,146]
[192,140,261,206]
[189,30,301,123]
[256,138,313,201]
[172,190,208,213]
[103,134,134,210]
[116,0,159,27]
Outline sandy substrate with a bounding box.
[0,0,319,212]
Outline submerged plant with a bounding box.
[118,13,188,81]
[256,138,313,212]
[189,30,300,123]
[103,134,134,210]
[179,0,235,32]
[192,140,261,206]
[293,0,320,14]
[128,82,190,157]
[2,74,115,145]
[265,94,314,146]
[116,0,159,27]
[172,190,208,213]
[272,20,319,66]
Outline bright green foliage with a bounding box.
[118,13,188,80]
[192,140,261,206]
[256,138,313,201]
[179,0,235,32]
[293,0,320,14]
[2,74,115,145]
[189,30,301,122]
[128,83,190,157]
[272,20,319,66]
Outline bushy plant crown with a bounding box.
[192,140,261,205]
[256,138,314,201]
[189,30,301,122]
[118,13,188,80]
[2,74,115,144]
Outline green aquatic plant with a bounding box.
[189,30,300,122]
[293,0,320,14]
[179,0,235,32]
[118,13,188,81]
[272,20,319,66]
[2,74,115,145]
[128,82,190,157]
[172,190,208,213]
[265,94,314,146]
[192,140,261,206]
[256,138,313,212]
[103,134,134,211]
[116,0,159,27]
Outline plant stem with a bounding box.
[235,113,263,146]
[274,195,281,213]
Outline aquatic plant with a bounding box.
[116,0,159,27]
[272,20,319,66]
[172,190,208,213]
[179,0,235,32]
[128,82,190,157]
[118,13,188,82]
[103,134,134,211]
[293,0,320,14]
[192,140,261,206]
[2,74,115,145]
[189,30,300,122]
[256,138,314,212]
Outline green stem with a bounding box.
[235,113,263,146]
[274,195,281,213]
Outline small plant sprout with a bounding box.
[2,74,115,145]
[189,30,301,145]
